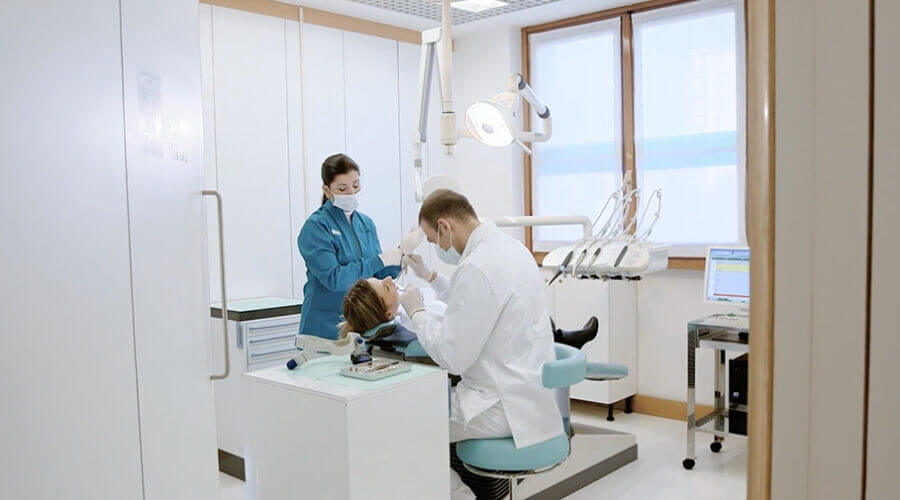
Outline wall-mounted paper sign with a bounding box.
[137,67,163,158]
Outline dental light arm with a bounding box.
[509,73,552,146]
[412,1,553,200]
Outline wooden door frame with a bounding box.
[745,0,774,498]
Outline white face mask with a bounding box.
[435,224,461,265]
[331,193,359,212]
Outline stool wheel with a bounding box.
[682,458,695,470]
[710,441,723,453]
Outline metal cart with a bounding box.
[684,314,750,470]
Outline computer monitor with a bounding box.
[703,246,750,306]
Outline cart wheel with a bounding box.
[682,458,695,470]
[710,441,723,453]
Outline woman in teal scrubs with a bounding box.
[298,154,402,339]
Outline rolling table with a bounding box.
[683,313,749,470]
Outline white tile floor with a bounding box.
[564,405,747,500]
[218,406,747,500]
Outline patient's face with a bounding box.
[366,276,400,319]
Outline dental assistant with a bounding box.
[398,189,562,500]
[297,154,402,340]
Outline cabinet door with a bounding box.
[286,19,307,299]
[212,6,293,300]
[867,1,900,496]
[120,0,220,497]
[301,23,347,216]
[344,31,403,250]
[0,2,145,497]
[200,4,223,302]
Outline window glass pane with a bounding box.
[634,0,743,248]
[529,19,621,249]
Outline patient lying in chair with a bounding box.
[339,276,445,354]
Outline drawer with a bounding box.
[238,315,300,349]
[248,346,299,369]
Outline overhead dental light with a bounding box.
[465,92,517,147]
[413,0,553,200]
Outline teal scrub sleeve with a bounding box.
[298,220,385,293]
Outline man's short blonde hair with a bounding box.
[418,189,478,229]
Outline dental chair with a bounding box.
[553,316,630,421]
[454,343,585,500]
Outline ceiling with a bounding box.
[289,0,628,35]
[344,0,564,25]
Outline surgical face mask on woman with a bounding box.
[435,223,461,265]
[324,171,361,212]
[331,193,359,212]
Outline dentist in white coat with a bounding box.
[398,189,562,500]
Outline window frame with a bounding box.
[522,0,746,270]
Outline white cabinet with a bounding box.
[300,23,346,216]
[546,275,638,405]
[344,31,403,249]
[244,362,450,500]
[2,1,219,498]
[209,298,302,459]
[208,6,295,301]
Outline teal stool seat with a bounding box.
[586,361,628,381]
[456,343,585,499]
[456,433,569,472]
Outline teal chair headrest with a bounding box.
[542,343,586,389]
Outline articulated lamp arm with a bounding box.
[508,73,552,145]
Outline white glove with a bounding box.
[399,227,425,254]
[402,253,434,281]
[399,285,425,317]
[380,247,402,267]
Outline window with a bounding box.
[529,20,621,250]
[525,0,745,257]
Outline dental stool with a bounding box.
[455,343,586,500]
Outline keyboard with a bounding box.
[701,314,749,330]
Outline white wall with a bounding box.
[771,1,871,499]
[636,271,742,406]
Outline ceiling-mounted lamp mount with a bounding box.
[465,73,552,153]
[413,0,553,201]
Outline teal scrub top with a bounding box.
[297,200,400,339]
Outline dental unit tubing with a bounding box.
[491,215,593,240]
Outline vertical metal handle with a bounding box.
[204,189,230,381]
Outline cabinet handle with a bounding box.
[204,189,229,381]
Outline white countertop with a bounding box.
[243,356,446,403]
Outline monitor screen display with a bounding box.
[704,247,750,304]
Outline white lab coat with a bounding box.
[411,221,563,449]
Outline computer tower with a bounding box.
[729,353,749,435]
